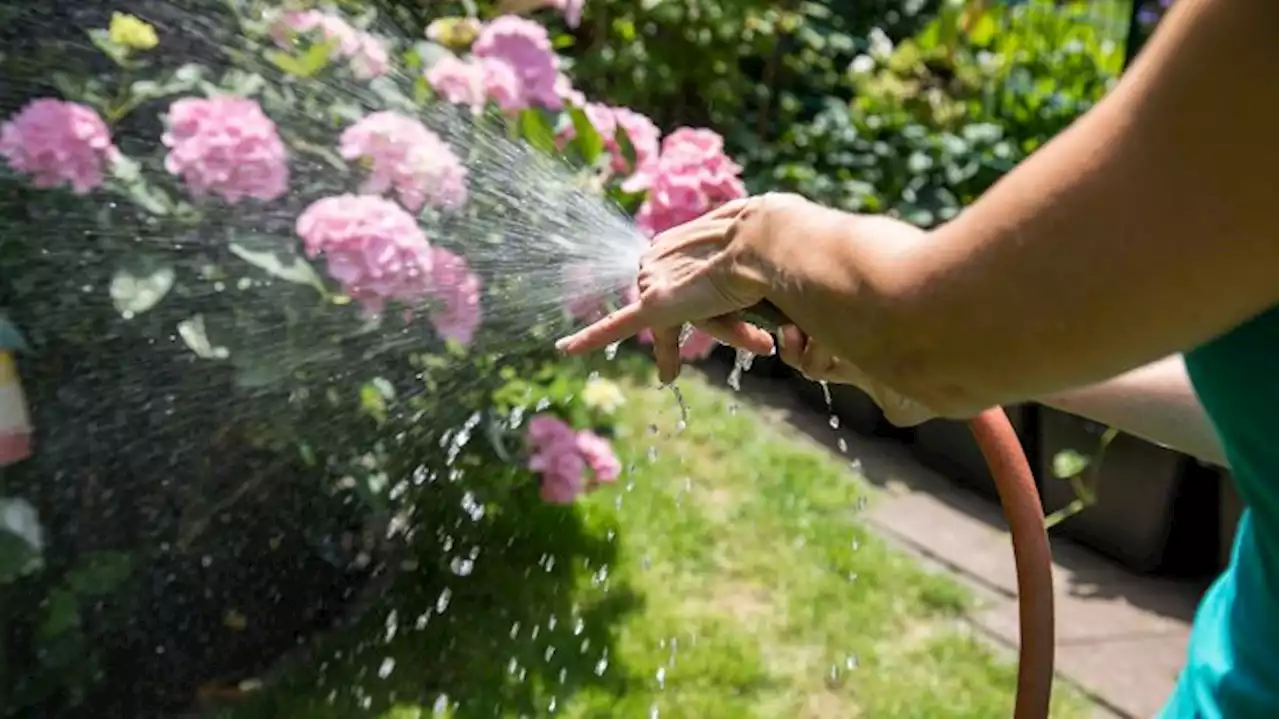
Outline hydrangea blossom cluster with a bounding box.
[424,247,483,347]
[471,16,563,110]
[271,10,390,79]
[161,97,289,204]
[525,413,621,504]
[425,55,524,114]
[633,127,747,237]
[556,103,661,180]
[0,99,117,194]
[296,194,434,314]
[338,111,468,213]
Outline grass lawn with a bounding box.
[222,365,1090,718]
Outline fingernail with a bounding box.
[554,338,570,353]
[775,331,785,349]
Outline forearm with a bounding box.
[850,0,1275,415]
[1038,355,1225,467]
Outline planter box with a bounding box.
[911,405,1035,501]
[1038,407,1187,572]
[789,375,883,436]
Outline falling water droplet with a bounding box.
[449,556,474,576]
[829,414,840,429]
[432,694,450,716]
[727,348,754,391]
[845,654,859,671]
[378,657,396,679]
[605,341,620,360]
[435,587,452,613]
[837,437,848,453]
[655,666,666,689]
[594,655,609,675]
[669,383,689,433]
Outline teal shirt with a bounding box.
[1160,307,1278,718]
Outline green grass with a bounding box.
[222,367,1090,718]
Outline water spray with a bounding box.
[737,299,1055,719]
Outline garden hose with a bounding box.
[737,300,1055,719]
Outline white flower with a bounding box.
[1,496,45,576]
[581,377,626,415]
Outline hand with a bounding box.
[555,196,783,383]
[777,325,937,427]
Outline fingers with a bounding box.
[778,324,836,380]
[555,302,650,355]
[651,326,683,385]
[777,325,807,369]
[696,317,775,356]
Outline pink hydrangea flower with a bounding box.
[295,194,433,313]
[424,56,525,114]
[0,98,116,194]
[525,413,621,504]
[339,111,468,213]
[472,16,562,111]
[555,73,586,108]
[424,55,487,109]
[632,127,746,235]
[576,430,621,483]
[425,247,482,347]
[557,103,660,180]
[611,107,661,176]
[271,10,390,79]
[162,96,289,204]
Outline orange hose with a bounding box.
[968,408,1055,719]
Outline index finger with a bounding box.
[555,302,652,355]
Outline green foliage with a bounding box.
[556,0,936,151]
[0,1,638,713]
[756,0,1125,225]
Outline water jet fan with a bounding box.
[737,299,1055,719]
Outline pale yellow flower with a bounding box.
[109,12,159,51]
[581,377,626,415]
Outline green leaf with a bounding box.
[1052,449,1091,479]
[519,109,558,155]
[40,588,81,639]
[64,551,133,597]
[568,107,605,165]
[229,239,326,292]
[613,125,638,173]
[0,316,29,352]
[177,314,230,360]
[266,37,336,79]
[87,28,130,66]
[109,256,175,316]
[1,532,41,583]
[122,180,173,215]
[360,382,388,424]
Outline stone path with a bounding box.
[719,362,1208,719]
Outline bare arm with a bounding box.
[1038,355,1225,467]
[777,0,1276,416]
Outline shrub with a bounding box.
[754,0,1126,224]
[0,1,745,713]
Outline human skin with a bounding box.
[1036,355,1226,467]
[777,324,1226,466]
[556,0,1276,422]
[753,0,1276,417]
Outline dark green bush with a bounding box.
[753,0,1127,224]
